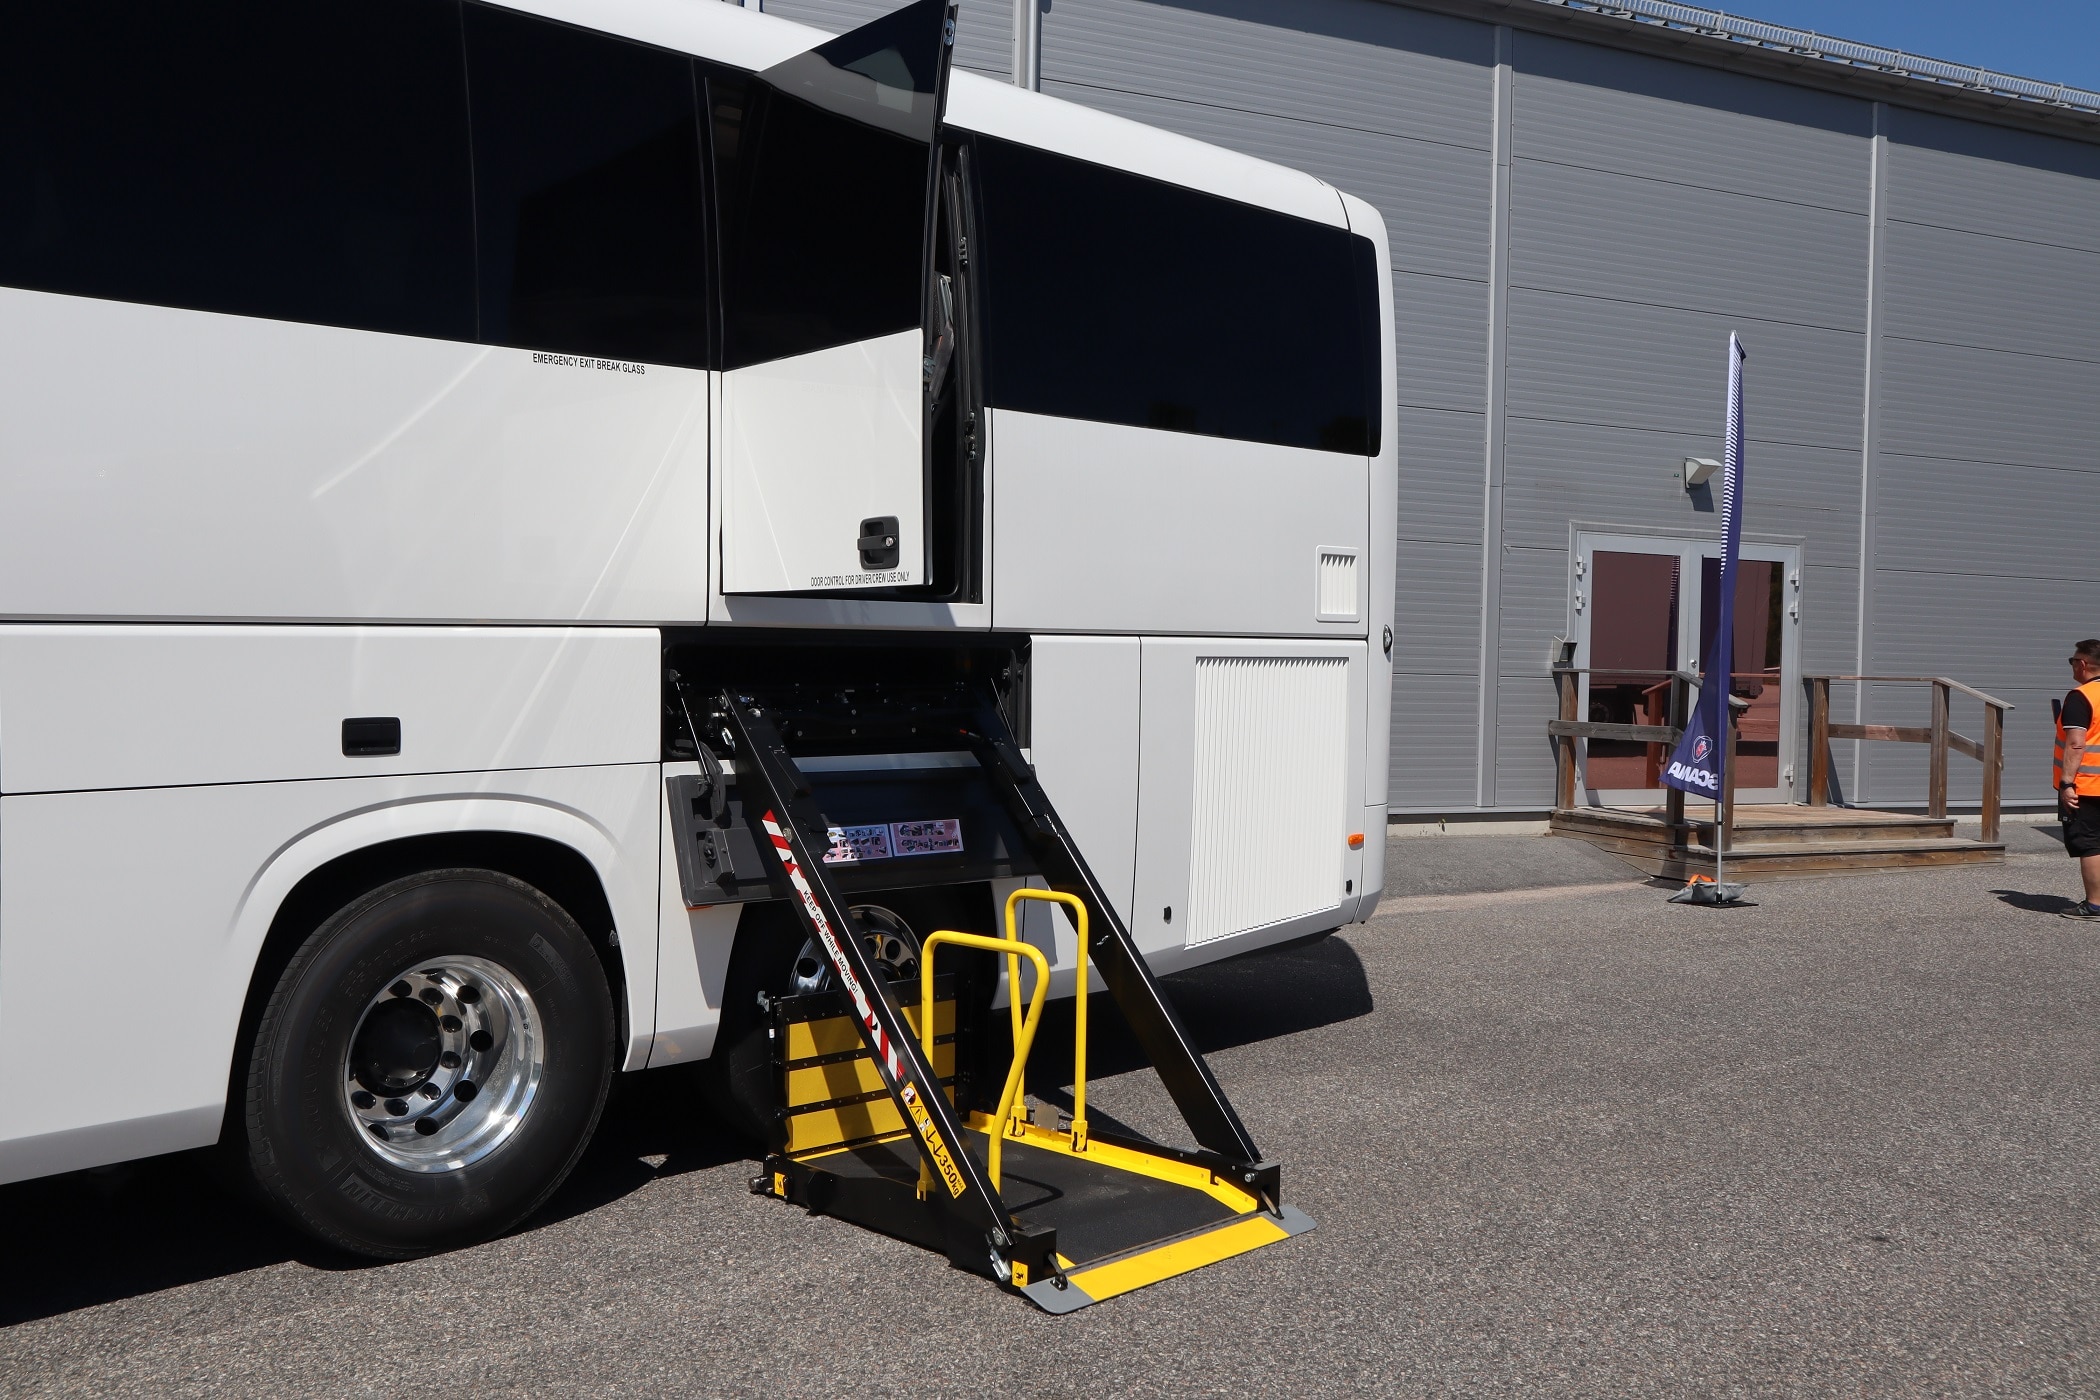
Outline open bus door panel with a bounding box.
[717,0,957,595]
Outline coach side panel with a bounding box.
[0,626,663,1183]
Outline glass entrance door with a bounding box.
[1573,534,1800,806]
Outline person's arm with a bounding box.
[2067,727,2088,809]
[2066,694,2091,809]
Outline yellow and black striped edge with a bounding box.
[956,1112,1313,1312]
[778,997,956,1157]
[1021,1206,1315,1313]
[784,998,955,1062]
[961,1111,1261,1211]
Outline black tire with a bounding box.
[242,868,614,1258]
[699,901,803,1146]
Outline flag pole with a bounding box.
[1715,791,1724,891]
[1666,331,1751,906]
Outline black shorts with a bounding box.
[2065,794,2100,857]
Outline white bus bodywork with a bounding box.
[0,0,1395,1242]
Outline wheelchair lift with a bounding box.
[671,676,1312,1312]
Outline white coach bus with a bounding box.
[0,0,1395,1256]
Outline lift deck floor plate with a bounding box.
[822,1134,1235,1263]
[788,1116,1313,1312]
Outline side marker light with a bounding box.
[1347,832,1365,850]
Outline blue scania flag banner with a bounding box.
[1663,333,1748,800]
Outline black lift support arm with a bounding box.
[718,691,1024,1270]
[950,693,1262,1166]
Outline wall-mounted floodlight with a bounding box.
[1682,456,1721,491]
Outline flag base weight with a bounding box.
[1669,874,1751,906]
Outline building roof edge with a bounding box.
[1395,0,2100,144]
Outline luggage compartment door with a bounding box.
[716,0,956,594]
[1132,638,1367,969]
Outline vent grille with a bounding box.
[1316,549,1359,621]
[1186,656,1348,947]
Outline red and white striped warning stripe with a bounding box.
[761,810,902,1080]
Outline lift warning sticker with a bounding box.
[822,825,892,864]
[891,819,964,856]
[821,819,963,864]
[900,1082,967,1197]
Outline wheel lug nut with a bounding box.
[389,981,412,998]
[470,1030,493,1052]
[457,985,482,1005]
[440,1015,463,1033]
[419,1082,441,1099]
[413,1118,440,1136]
[455,1080,479,1103]
[351,1090,375,1110]
[385,1098,409,1116]
[368,1124,390,1141]
[440,1051,462,1069]
[419,988,444,1006]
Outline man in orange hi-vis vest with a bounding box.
[2056,638,2100,918]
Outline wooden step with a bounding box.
[1553,806,1956,845]
[1679,814,1956,846]
[1548,807,2004,881]
[1697,845,2000,880]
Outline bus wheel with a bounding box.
[241,869,614,1258]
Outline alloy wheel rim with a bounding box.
[341,954,544,1173]
[786,905,922,995]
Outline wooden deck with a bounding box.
[1550,803,2005,881]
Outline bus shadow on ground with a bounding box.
[1016,929,1375,1092]
[0,1066,744,1328]
[0,933,1370,1327]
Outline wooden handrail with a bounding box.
[1547,720,1682,743]
[1803,674,2017,712]
[1551,665,2012,853]
[1543,667,1701,682]
[1551,663,1692,848]
[1802,673,2008,842]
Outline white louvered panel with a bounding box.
[1185,656,1348,947]
[1316,549,1359,621]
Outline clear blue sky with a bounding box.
[1728,1,2100,93]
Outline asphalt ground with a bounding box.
[4,829,2097,1396]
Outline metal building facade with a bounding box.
[761,0,2100,816]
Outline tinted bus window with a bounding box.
[972,137,1381,456]
[464,5,709,369]
[0,0,474,341]
[712,0,948,370]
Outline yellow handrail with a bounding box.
[920,928,1050,1194]
[1004,889,1091,1151]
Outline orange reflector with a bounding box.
[1347,832,1365,849]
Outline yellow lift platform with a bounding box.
[673,678,1312,1312]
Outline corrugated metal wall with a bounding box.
[749,0,2100,813]
[1869,109,2100,807]
[760,0,1012,77]
[1494,35,1871,807]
